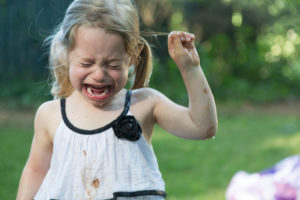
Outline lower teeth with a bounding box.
[87,87,108,97]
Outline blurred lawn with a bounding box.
[0,107,300,199]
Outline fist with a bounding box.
[168,31,200,70]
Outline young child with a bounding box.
[17,0,217,199]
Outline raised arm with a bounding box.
[16,103,54,200]
[153,31,217,140]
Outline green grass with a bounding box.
[1,111,300,199]
[152,113,300,199]
[0,128,33,199]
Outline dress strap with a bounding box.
[120,90,132,116]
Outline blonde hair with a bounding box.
[47,0,152,98]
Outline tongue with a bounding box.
[91,87,106,95]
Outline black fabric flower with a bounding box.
[112,115,142,141]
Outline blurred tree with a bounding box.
[0,0,299,106]
[0,0,72,104]
[167,0,300,102]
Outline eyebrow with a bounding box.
[80,57,95,63]
[77,52,123,62]
[106,58,121,62]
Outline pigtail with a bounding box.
[131,37,152,89]
[48,30,73,99]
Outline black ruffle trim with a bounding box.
[113,190,167,198]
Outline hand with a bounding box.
[168,31,200,71]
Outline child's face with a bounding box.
[68,26,132,107]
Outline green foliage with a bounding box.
[1,0,300,104]
[0,79,51,109]
[150,58,188,105]
[155,0,300,103]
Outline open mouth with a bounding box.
[84,84,111,100]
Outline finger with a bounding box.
[173,33,184,50]
[179,33,195,49]
[185,33,191,42]
[188,33,194,42]
[191,36,195,43]
[167,31,175,52]
[184,32,192,43]
[191,33,195,39]
[180,32,186,42]
[187,32,195,41]
[189,33,196,44]
[168,31,183,51]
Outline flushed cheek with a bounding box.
[69,66,87,89]
[108,69,128,83]
[110,69,128,86]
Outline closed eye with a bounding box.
[107,64,121,70]
[109,65,119,68]
[80,63,92,67]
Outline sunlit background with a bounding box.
[0,0,299,199]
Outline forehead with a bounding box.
[71,26,127,58]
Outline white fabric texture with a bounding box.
[34,111,165,200]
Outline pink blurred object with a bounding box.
[226,155,300,200]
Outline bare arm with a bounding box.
[16,103,53,200]
[154,31,218,140]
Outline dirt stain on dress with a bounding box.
[91,178,100,188]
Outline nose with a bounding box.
[92,66,107,82]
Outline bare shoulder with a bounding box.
[131,87,167,105]
[34,99,62,140]
[35,99,61,120]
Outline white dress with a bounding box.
[34,91,166,200]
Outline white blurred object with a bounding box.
[226,155,300,200]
